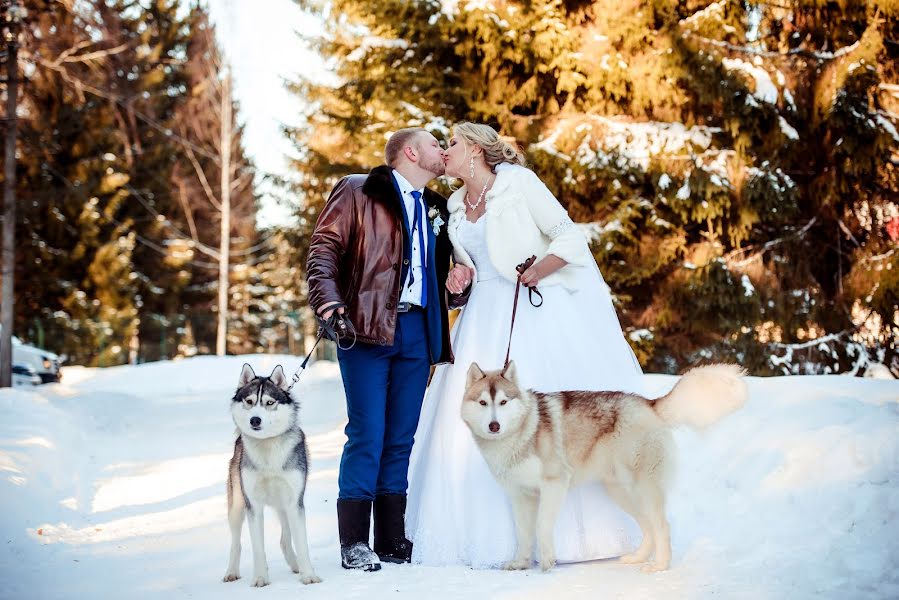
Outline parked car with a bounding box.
[12,363,41,387]
[12,335,61,383]
[0,325,62,383]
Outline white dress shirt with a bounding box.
[392,170,428,306]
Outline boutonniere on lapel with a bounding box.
[427,206,445,235]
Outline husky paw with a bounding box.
[222,572,241,583]
[502,558,531,571]
[286,557,300,574]
[619,553,647,565]
[300,573,322,585]
[641,561,669,573]
[251,575,270,587]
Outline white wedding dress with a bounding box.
[407,215,645,568]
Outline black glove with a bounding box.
[317,307,357,350]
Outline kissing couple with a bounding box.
[306,122,643,570]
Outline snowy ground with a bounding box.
[1,355,897,599]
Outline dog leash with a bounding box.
[286,330,325,393]
[504,255,544,369]
[286,307,357,393]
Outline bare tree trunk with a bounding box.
[215,66,231,356]
[0,31,18,387]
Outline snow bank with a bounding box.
[1,357,897,599]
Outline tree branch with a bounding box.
[175,177,199,243]
[59,42,131,64]
[725,217,818,267]
[182,137,222,211]
[680,28,861,62]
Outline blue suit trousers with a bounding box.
[336,309,431,500]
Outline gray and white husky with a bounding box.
[223,364,321,587]
[461,361,747,573]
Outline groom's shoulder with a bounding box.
[329,173,367,199]
[360,165,396,202]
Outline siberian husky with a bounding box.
[223,364,321,587]
[461,361,747,572]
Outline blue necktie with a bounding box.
[410,190,428,308]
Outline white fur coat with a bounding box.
[446,163,592,291]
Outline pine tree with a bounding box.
[292,0,899,375]
[11,0,146,365]
[7,0,263,364]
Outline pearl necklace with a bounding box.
[466,175,493,211]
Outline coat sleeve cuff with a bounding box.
[447,284,472,309]
[545,221,590,267]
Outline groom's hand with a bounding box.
[319,302,345,321]
[446,265,474,295]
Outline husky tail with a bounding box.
[653,364,747,430]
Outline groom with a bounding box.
[307,128,464,571]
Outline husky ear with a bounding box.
[239,363,256,387]
[501,360,517,384]
[465,362,486,390]
[269,365,288,391]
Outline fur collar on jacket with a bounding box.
[361,165,447,215]
[446,162,520,216]
[361,165,402,216]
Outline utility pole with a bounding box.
[0,1,25,388]
[215,64,231,356]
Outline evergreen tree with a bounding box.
[6,0,263,364]
[291,0,898,375]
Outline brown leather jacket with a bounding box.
[306,165,466,365]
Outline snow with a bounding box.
[740,274,755,297]
[2,356,898,599]
[628,329,653,342]
[658,174,672,190]
[346,36,409,62]
[398,102,451,138]
[865,363,897,379]
[722,58,778,104]
[778,116,799,140]
[875,113,899,145]
[679,0,726,30]
[533,116,721,173]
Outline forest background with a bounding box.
[2,0,897,376]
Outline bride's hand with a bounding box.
[447,265,474,295]
[520,255,567,287]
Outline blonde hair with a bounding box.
[453,122,526,170]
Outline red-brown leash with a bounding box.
[504,255,544,369]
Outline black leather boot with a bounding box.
[373,494,413,564]
[337,499,381,572]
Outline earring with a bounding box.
[469,156,475,178]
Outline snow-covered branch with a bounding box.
[681,30,861,62]
[726,217,818,267]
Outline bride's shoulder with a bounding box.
[446,186,467,214]
[494,163,542,195]
[498,163,540,181]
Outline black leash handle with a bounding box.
[286,306,357,392]
[317,308,357,351]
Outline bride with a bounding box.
[406,122,645,567]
